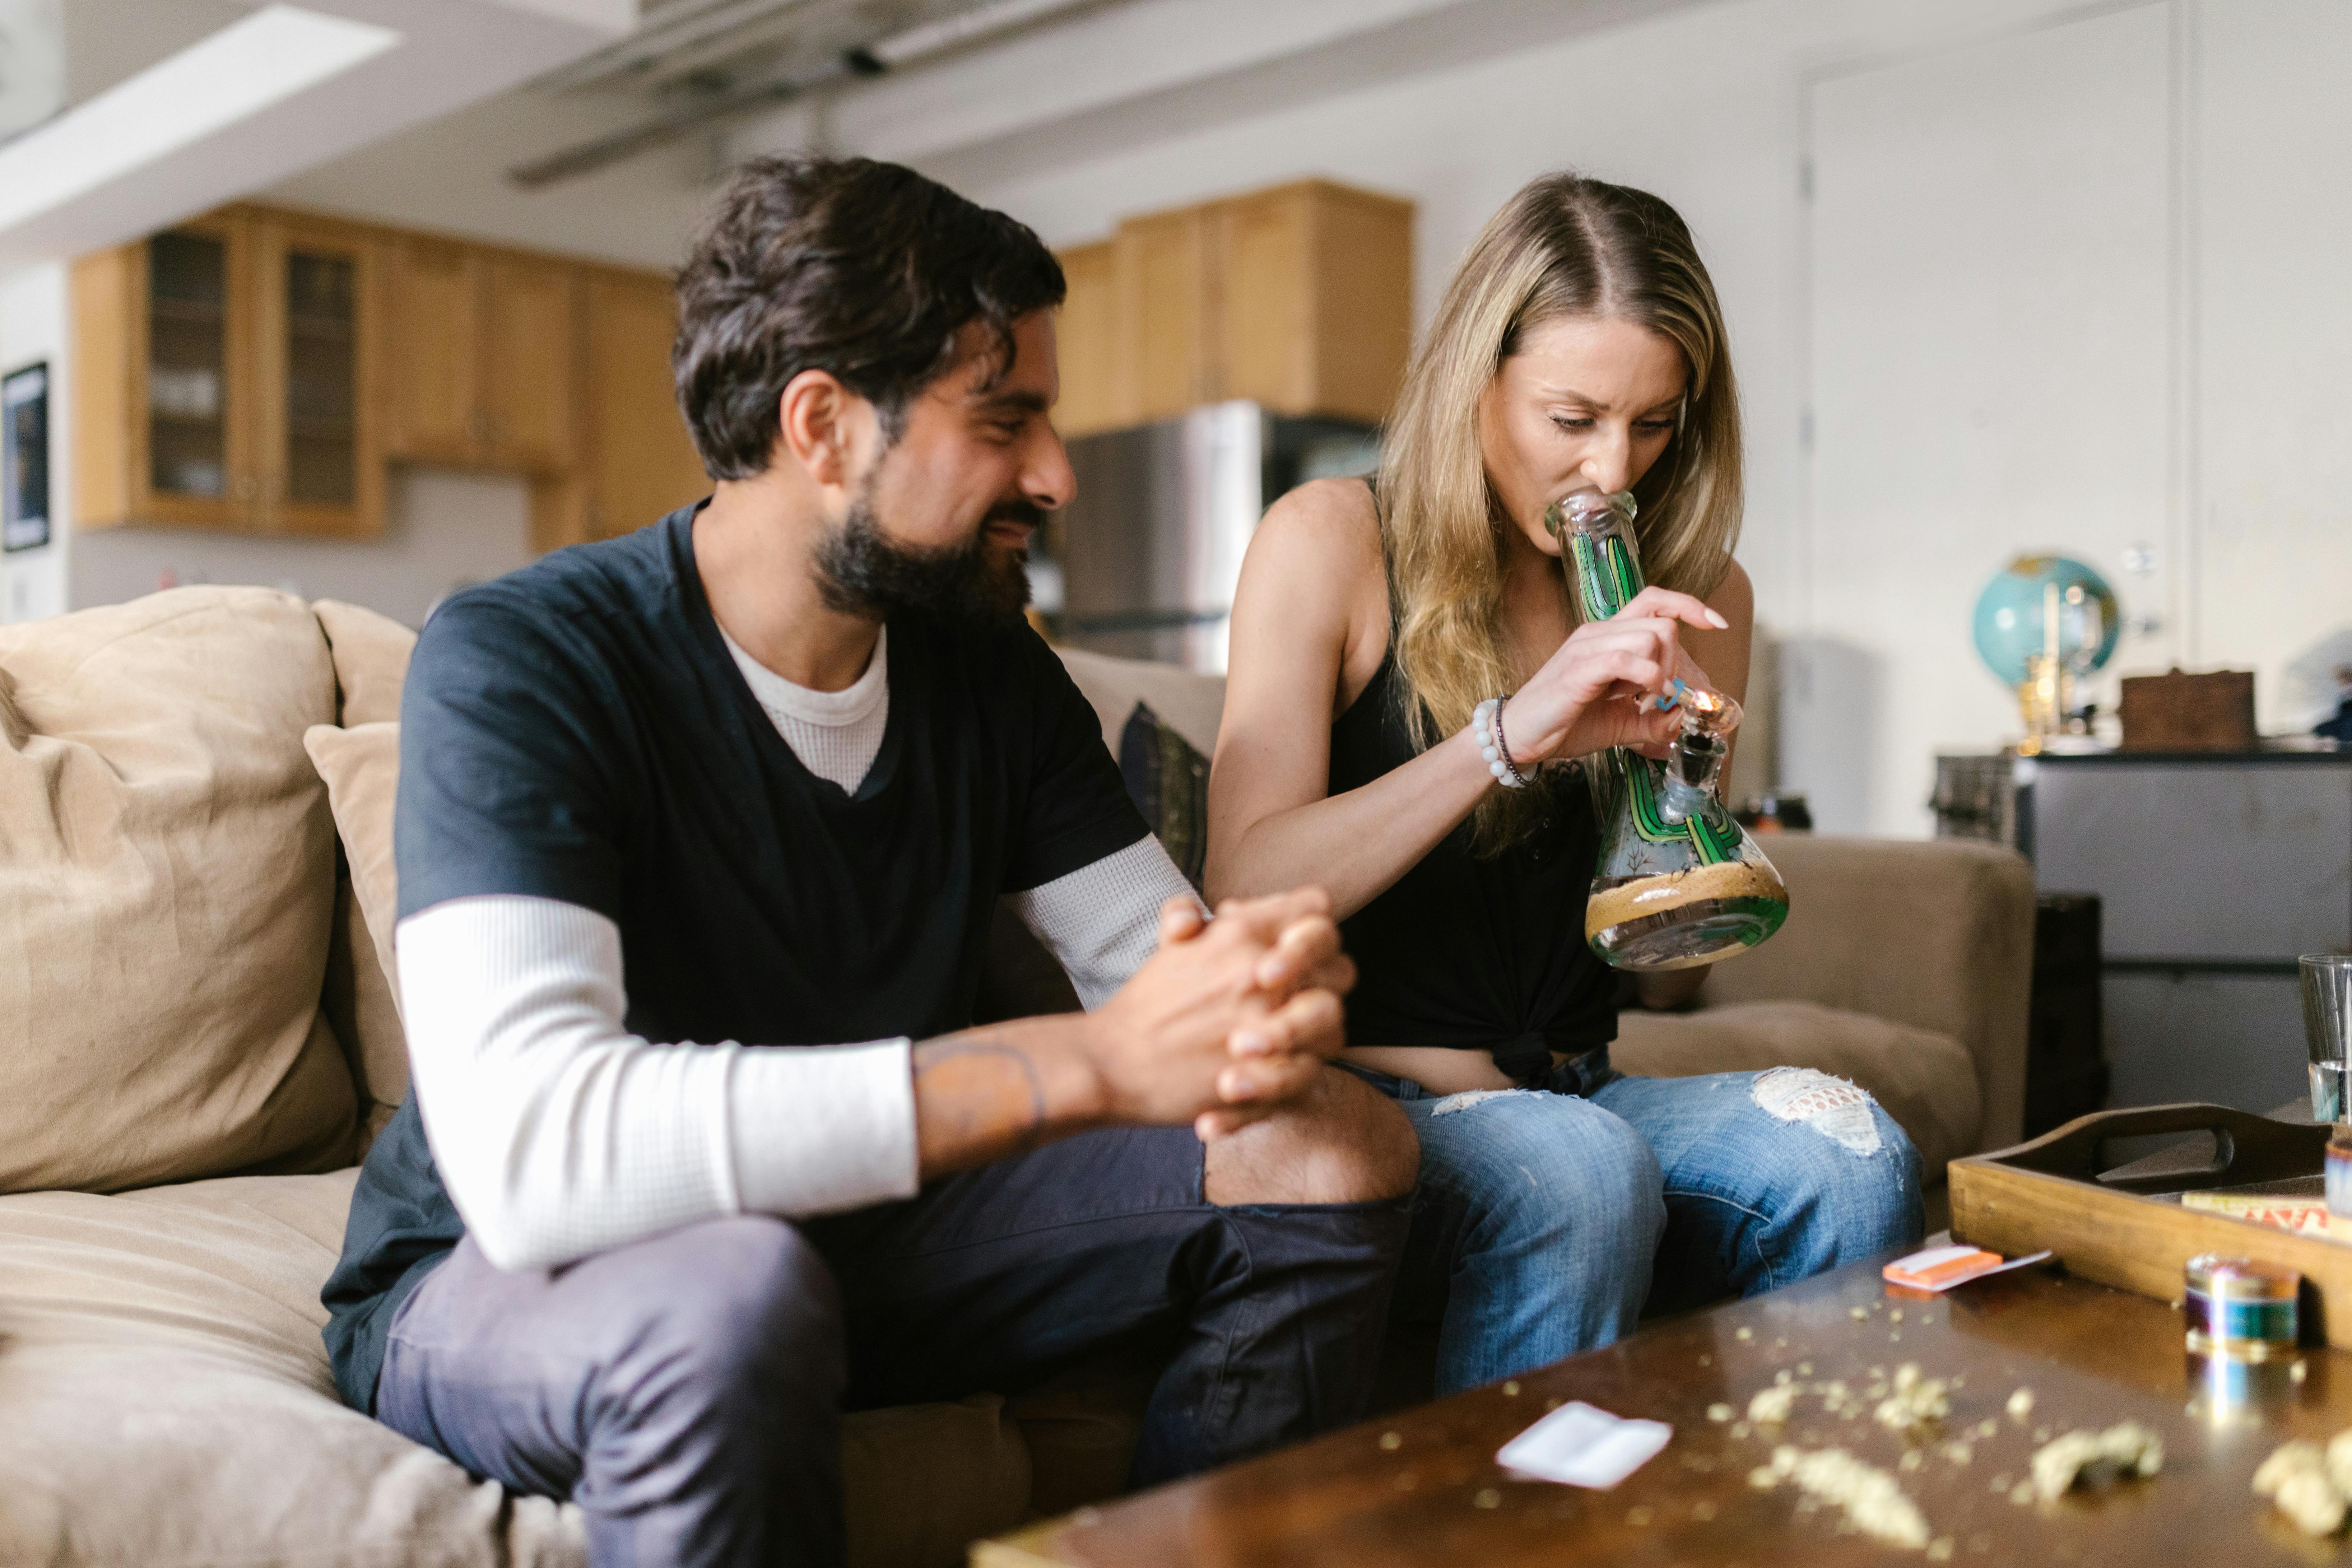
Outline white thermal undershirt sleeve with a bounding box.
[398,894,918,1271]
[1012,834,1204,1009]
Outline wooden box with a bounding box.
[1948,1103,2352,1344]
[2118,667,2256,751]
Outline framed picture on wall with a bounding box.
[4,362,50,553]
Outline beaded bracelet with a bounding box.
[1472,696,1529,789]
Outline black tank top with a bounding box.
[1329,491,1619,1084]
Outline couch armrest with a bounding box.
[1054,645,1227,759]
[1695,835,2036,1152]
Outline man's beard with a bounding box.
[811,478,1038,631]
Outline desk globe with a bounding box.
[1971,555,2119,744]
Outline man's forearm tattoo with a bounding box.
[913,1038,1048,1152]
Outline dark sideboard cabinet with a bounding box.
[1995,751,2352,1113]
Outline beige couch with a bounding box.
[0,591,2033,1568]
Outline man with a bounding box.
[321,155,1418,1568]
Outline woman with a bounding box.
[1208,172,1921,1395]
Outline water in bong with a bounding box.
[1548,488,1791,971]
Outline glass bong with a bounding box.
[1545,488,1790,971]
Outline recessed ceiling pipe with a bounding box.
[535,0,814,96]
[506,0,1106,188]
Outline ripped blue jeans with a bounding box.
[1351,1058,1923,1396]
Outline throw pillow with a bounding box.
[312,600,414,727]
[302,722,407,1121]
[0,587,355,1193]
[1117,702,1208,891]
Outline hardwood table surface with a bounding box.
[977,1252,2352,1567]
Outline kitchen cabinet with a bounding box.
[66,204,790,552]
[482,259,578,472]
[1114,205,1217,425]
[384,241,479,466]
[253,211,383,537]
[1054,179,1414,437]
[74,206,386,538]
[1052,241,1119,438]
[577,270,707,539]
[1217,182,1413,427]
[73,205,718,551]
[386,243,578,474]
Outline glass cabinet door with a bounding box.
[284,248,356,506]
[143,224,252,522]
[257,216,382,536]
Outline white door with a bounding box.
[2193,0,2352,734]
[1800,3,2176,836]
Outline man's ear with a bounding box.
[776,369,861,489]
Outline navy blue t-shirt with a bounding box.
[321,507,1147,1411]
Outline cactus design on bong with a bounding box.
[1546,489,1790,971]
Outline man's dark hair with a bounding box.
[672,155,1066,479]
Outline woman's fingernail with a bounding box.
[1227,1073,1256,1099]
[1234,1030,1269,1055]
[1706,609,1730,629]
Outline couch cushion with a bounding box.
[305,723,406,1128]
[309,601,417,1153]
[0,587,355,1193]
[0,1170,584,1566]
[0,1170,1049,1568]
[844,1395,1032,1567]
[323,873,406,1152]
[1698,835,2035,1151]
[1055,645,1224,759]
[1613,999,1983,1179]
[1004,1353,1157,1518]
[313,599,415,727]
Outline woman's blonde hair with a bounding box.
[1378,172,1744,847]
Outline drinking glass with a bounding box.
[2305,954,2352,1122]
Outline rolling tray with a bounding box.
[1948,1102,2352,1345]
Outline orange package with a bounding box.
[1881,1244,2051,1292]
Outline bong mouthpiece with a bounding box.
[1543,487,1639,542]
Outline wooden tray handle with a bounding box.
[1990,1102,2327,1196]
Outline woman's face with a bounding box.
[1477,314,1688,557]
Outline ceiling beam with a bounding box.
[0,0,636,272]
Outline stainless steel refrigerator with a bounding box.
[1043,401,1378,674]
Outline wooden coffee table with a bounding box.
[977,1252,2352,1565]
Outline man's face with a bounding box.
[812,312,1074,628]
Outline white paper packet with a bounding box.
[1495,1400,1672,1488]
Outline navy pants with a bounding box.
[375,1126,1409,1568]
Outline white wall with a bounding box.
[21,0,2349,793]
[2193,0,2352,733]
[819,0,2097,673]
[0,261,69,623]
[68,466,534,628]
[729,0,2352,835]
[1802,4,2179,835]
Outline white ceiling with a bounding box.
[0,0,638,271]
[8,0,1693,276]
[61,0,257,107]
